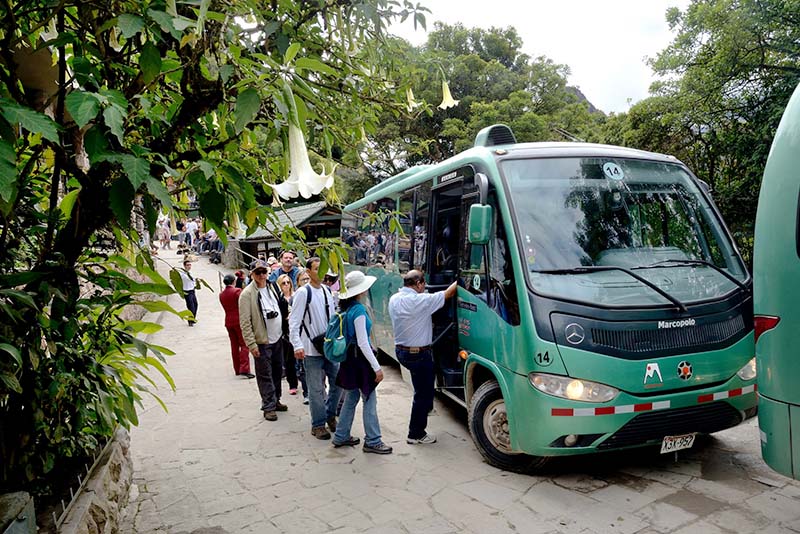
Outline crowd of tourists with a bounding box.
[206,248,457,455]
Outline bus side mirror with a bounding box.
[468,204,493,245]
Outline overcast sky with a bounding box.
[388,0,691,114]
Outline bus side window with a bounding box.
[397,191,415,274]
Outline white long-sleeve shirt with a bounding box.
[288,284,335,355]
[353,314,380,372]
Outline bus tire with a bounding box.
[468,379,548,473]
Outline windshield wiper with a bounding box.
[635,259,748,292]
[536,265,688,313]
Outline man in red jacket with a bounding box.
[219,274,254,378]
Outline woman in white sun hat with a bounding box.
[331,270,392,455]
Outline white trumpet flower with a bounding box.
[406,87,421,112]
[272,122,336,200]
[438,79,459,110]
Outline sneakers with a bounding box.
[239,373,255,379]
[327,415,337,432]
[275,402,288,412]
[302,397,309,405]
[332,436,360,448]
[289,388,298,395]
[363,442,393,455]
[406,434,437,445]
[263,411,277,421]
[311,426,331,440]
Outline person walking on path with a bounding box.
[269,250,301,286]
[219,274,254,379]
[388,270,457,444]
[289,257,339,439]
[332,271,393,454]
[179,259,199,326]
[276,274,301,396]
[239,260,289,421]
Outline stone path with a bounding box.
[121,248,800,534]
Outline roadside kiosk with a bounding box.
[753,81,800,480]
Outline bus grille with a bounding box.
[597,402,743,450]
[591,315,745,354]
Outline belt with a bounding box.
[395,344,431,354]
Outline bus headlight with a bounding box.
[736,358,757,381]
[528,373,619,403]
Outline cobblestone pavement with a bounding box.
[121,248,800,534]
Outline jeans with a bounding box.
[184,290,198,324]
[334,388,382,447]
[396,347,435,440]
[280,338,299,389]
[295,360,307,397]
[254,342,283,411]
[304,355,341,428]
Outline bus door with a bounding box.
[427,176,475,400]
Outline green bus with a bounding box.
[344,124,757,471]
[753,82,800,480]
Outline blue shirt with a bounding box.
[268,266,300,286]
[388,287,446,347]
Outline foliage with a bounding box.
[351,22,605,203]
[0,0,426,491]
[613,0,800,263]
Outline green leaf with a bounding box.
[147,9,175,34]
[0,372,22,394]
[59,188,81,219]
[219,64,234,83]
[198,187,226,226]
[0,343,22,367]
[284,42,301,64]
[169,269,184,297]
[65,91,100,129]
[140,42,162,84]
[0,140,16,202]
[122,320,164,335]
[83,126,109,163]
[0,99,59,142]
[234,88,260,134]
[121,155,150,190]
[137,300,181,314]
[110,178,135,229]
[103,106,125,144]
[145,177,172,208]
[295,57,337,76]
[117,14,144,38]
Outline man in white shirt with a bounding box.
[289,257,339,439]
[179,259,199,326]
[239,260,288,421]
[185,218,198,247]
[388,270,457,445]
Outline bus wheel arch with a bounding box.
[467,376,549,473]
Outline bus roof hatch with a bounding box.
[474,124,517,147]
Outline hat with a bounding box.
[267,256,277,265]
[339,270,376,300]
[250,260,270,273]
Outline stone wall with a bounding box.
[58,428,133,534]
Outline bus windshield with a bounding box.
[502,157,748,306]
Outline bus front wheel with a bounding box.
[468,379,548,473]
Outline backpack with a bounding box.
[323,308,352,363]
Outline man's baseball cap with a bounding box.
[250,260,270,273]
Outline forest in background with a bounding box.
[344,0,800,265]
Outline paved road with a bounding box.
[121,249,800,534]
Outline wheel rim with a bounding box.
[482,398,519,455]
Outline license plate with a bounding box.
[660,433,696,454]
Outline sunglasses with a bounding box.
[253,270,268,275]
[280,281,291,285]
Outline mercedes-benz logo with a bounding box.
[565,323,585,345]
